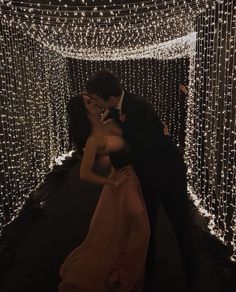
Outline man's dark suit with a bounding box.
[109,91,198,289]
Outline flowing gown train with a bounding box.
[59,164,150,292]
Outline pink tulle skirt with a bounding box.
[59,166,150,292]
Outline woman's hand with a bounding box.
[112,167,132,188]
[111,180,120,188]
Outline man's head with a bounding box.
[85,69,122,108]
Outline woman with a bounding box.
[58,95,150,292]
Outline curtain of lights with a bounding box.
[185,0,236,260]
[0,20,70,232]
[1,0,235,261]
[68,58,189,149]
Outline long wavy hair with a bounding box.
[66,95,92,155]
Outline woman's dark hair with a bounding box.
[85,69,122,101]
[66,95,91,155]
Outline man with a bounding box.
[73,69,199,290]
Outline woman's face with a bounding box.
[83,95,102,118]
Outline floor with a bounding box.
[0,158,235,292]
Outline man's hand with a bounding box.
[164,124,170,136]
[179,83,188,94]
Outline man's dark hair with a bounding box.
[85,69,122,101]
[66,95,91,156]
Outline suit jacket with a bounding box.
[109,91,185,186]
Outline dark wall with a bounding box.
[67,57,189,149]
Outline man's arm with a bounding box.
[128,99,164,150]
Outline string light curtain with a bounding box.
[0,0,214,59]
[0,20,70,232]
[0,0,200,236]
[68,57,189,148]
[185,0,236,260]
[1,0,236,261]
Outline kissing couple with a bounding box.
[59,69,199,292]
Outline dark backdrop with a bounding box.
[67,57,189,150]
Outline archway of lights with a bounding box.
[0,0,235,260]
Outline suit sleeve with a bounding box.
[127,99,164,152]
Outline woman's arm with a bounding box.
[80,135,118,186]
